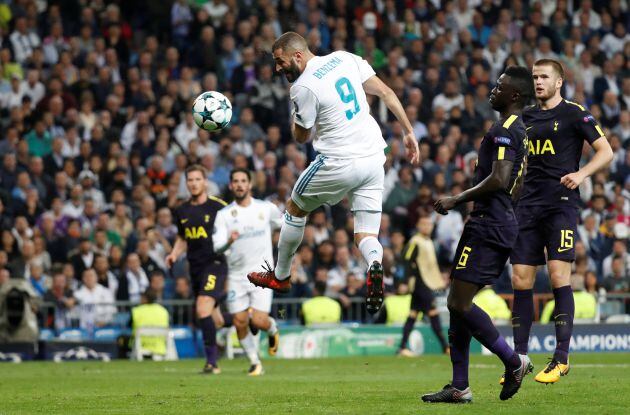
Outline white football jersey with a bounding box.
[213,199,283,280]
[291,51,387,159]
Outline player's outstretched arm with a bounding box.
[434,160,514,215]
[165,236,187,268]
[560,136,613,190]
[362,76,420,165]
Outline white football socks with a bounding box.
[275,213,306,280]
[267,317,278,336]
[239,332,260,365]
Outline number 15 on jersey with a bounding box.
[335,77,360,120]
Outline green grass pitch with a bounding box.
[1,353,628,414]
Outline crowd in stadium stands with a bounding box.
[0,0,628,330]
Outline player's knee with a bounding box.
[447,297,471,316]
[286,199,308,217]
[428,308,439,317]
[408,310,418,319]
[196,307,212,319]
[233,314,249,329]
[195,297,214,318]
[512,272,534,290]
[549,271,570,288]
[250,316,266,329]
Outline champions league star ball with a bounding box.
[192,91,233,132]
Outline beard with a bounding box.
[233,189,249,201]
[538,85,557,102]
[283,60,301,82]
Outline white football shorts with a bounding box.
[226,276,273,314]
[291,151,386,213]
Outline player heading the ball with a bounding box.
[246,32,419,314]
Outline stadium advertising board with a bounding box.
[259,325,481,359]
[260,324,630,359]
[0,342,37,362]
[494,324,630,354]
[42,341,118,362]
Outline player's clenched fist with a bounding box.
[228,231,240,244]
[559,172,584,190]
[434,197,457,215]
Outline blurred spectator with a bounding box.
[130,288,170,358]
[172,276,192,326]
[171,0,193,50]
[149,269,167,301]
[326,246,363,296]
[338,272,367,321]
[29,263,49,297]
[384,166,418,228]
[301,280,341,326]
[43,268,76,330]
[25,119,52,157]
[69,237,94,279]
[120,253,150,304]
[74,268,115,329]
[10,16,41,64]
[585,270,600,294]
[602,239,629,278]
[93,254,118,299]
[602,255,630,293]
[8,238,35,280]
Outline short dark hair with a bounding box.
[533,59,565,79]
[143,288,158,304]
[272,31,308,53]
[150,269,165,279]
[185,164,206,179]
[504,66,535,104]
[314,280,327,296]
[230,167,251,182]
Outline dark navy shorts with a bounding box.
[510,205,579,266]
[410,277,436,312]
[190,261,228,300]
[451,222,517,286]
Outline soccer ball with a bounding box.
[192,91,233,132]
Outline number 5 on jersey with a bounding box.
[335,77,360,120]
[204,274,217,291]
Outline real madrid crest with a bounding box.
[231,209,238,217]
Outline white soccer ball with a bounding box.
[192,91,233,132]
